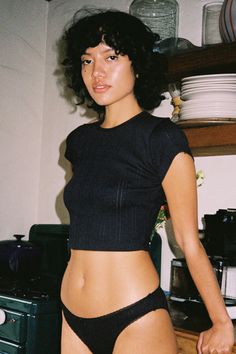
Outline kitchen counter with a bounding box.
[168,300,236,353]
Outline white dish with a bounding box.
[181,100,236,107]
[181,111,236,118]
[181,104,236,110]
[181,108,236,114]
[181,91,236,100]
[182,79,236,85]
[182,73,236,82]
[180,97,236,104]
[182,83,236,90]
[181,109,236,115]
[180,111,236,119]
[181,87,236,93]
[181,102,236,110]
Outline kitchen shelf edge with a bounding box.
[182,123,236,156]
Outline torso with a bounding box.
[62,112,191,318]
[60,250,159,317]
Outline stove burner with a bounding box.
[0,275,61,300]
[0,287,50,300]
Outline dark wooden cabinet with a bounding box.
[165,42,236,156]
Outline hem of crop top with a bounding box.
[68,241,151,252]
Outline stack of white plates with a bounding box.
[180,74,236,122]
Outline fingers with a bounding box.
[197,332,204,354]
[197,342,232,354]
[197,331,233,354]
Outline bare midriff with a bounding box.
[60,249,160,318]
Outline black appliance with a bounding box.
[169,256,230,302]
[203,209,236,265]
[0,224,69,354]
[169,209,236,319]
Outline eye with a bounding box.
[107,55,118,62]
[81,58,93,65]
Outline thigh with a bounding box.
[113,309,178,354]
[61,313,92,354]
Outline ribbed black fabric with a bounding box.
[64,111,192,250]
[62,286,169,354]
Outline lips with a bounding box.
[92,84,111,93]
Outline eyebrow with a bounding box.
[82,47,115,56]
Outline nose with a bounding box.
[92,60,105,79]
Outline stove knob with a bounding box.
[0,309,6,325]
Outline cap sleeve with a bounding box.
[149,118,193,182]
[64,123,91,164]
[64,134,73,163]
[64,128,78,164]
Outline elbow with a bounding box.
[174,231,204,258]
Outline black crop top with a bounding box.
[64,111,192,251]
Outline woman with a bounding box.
[60,8,234,354]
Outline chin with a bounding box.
[92,97,112,107]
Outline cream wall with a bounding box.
[1,0,235,290]
[0,0,48,238]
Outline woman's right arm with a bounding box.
[162,152,234,354]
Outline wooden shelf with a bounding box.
[183,123,236,156]
[165,41,236,83]
[164,42,236,156]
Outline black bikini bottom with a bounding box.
[62,286,169,354]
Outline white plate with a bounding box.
[182,74,236,82]
[181,104,236,110]
[180,111,236,119]
[181,91,236,100]
[181,100,236,108]
[181,87,236,94]
[182,79,236,85]
[181,100,236,111]
[182,83,236,90]
[180,109,236,118]
[180,98,236,104]
[181,109,236,115]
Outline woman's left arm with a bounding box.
[162,152,235,354]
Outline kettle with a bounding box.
[0,234,42,277]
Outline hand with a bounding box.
[197,320,234,354]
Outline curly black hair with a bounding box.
[63,8,167,119]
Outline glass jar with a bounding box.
[202,1,223,45]
[129,0,179,40]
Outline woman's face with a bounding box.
[81,42,136,108]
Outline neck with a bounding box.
[102,97,142,129]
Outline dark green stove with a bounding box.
[0,224,69,354]
[0,295,61,354]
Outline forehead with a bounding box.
[82,42,114,55]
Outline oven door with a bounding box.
[0,308,27,344]
[0,339,25,354]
